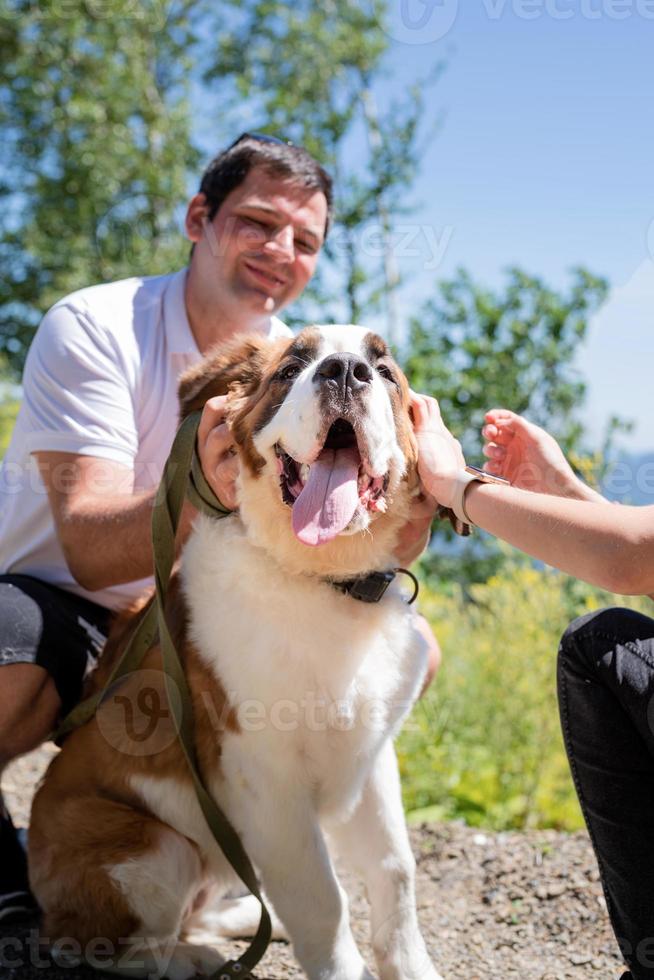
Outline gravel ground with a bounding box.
[1,746,626,980]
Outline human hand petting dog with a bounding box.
[410,392,466,509]
[196,394,239,510]
[393,392,467,565]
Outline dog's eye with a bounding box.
[377,363,396,384]
[278,363,301,382]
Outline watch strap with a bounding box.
[450,469,479,526]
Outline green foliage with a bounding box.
[403,267,611,583]
[404,266,609,458]
[0,0,441,369]
[399,565,651,830]
[0,0,199,375]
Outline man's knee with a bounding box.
[0,664,61,767]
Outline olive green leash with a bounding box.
[55,411,272,979]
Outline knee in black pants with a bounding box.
[559,606,654,679]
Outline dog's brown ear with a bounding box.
[178,334,285,418]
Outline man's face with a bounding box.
[187,167,328,320]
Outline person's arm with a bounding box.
[22,302,241,592]
[35,452,157,590]
[411,394,654,596]
[464,482,653,595]
[35,395,238,592]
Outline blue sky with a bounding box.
[379,0,654,451]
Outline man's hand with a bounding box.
[393,491,438,566]
[481,408,601,501]
[393,392,465,565]
[410,392,466,508]
[196,395,239,510]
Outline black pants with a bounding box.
[558,607,654,979]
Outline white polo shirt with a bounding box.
[0,269,292,611]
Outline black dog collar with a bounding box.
[330,568,419,605]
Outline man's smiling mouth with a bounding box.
[244,261,287,289]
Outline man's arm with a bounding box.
[35,395,239,593]
[393,493,436,566]
[35,452,160,591]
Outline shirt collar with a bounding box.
[163,268,200,359]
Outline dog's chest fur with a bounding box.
[180,515,426,819]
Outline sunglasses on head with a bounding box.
[228,131,294,150]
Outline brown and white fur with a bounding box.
[29,325,443,980]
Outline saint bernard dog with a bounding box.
[29,325,444,980]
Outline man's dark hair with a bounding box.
[198,135,334,238]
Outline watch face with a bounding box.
[465,464,511,486]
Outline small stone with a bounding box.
[569,952,593,965]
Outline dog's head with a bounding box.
[179,325,421,577]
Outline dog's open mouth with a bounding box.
[275,419,389,547]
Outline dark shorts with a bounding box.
[0,574,112,717]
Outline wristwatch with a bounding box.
[450,465,510,527]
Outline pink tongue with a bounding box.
[292,447,360,546]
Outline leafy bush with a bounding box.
[399,564,650,830]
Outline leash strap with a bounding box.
[151,412,271,978]
[187,448,234,519]
[54,420,232,743]
[54,598,158,743]
[55,411,270,978]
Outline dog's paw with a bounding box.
[377,956,443,980]
[153,942,225,980]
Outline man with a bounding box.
[0,134,438,921]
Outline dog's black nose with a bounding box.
[314,353,373,396]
